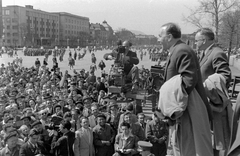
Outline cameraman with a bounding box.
[103,40,139,92]
[51,120,75,156]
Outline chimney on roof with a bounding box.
[25,5,33,9]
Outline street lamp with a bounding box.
[77,39,79,47]
[23,36,26,47]
[86,39,88,46]
[55,38,57,46]
[67,38,69,47]
[41,37,43,46]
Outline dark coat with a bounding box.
[199,44,231,85]
[228,93,240,156]
[51,131,75,156]
[19,141,50,156]
[164,40,212,120]
[93,124,116,156]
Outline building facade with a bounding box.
[133,34,158,46]
[90,21,114,46]
[2,5,59,47]
[55,12,90,47]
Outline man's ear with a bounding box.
[167,34,172,42]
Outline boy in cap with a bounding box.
[20,128,50,156]
[138,141,154,156]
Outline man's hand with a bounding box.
[105,141,111,146]
[107,55,113,60]
[124,149,132,154]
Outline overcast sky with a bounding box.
[3,0,200,36]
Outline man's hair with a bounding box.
[61,119,72,130]
[161,23,181,39]
[197,28,215,41]
[121,122,130,129]
[79,116,88,123]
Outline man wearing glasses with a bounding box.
[158,23,213,156]
[195,28,231,156]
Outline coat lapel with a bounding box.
[199,44,215,67]
[123,135,134,148]
[164,40,183,81]
[80,128,90,145]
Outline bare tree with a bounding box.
[183,0,238,42]
[220,10,240,60]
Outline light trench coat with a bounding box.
[158,74,213,156]
[74,127,95,156]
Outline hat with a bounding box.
[154,109,165,119]
[137,141,152,152]
[20,115,31,121]
[70,82,77,85]
[126,103,134,111]
[22,107,32,114]
[54,104,62,110]
[43,93,52,100]
[4,131,18,142]
[82,96,92,102]
[109,101,118,109]
[31,120,42,127]
[5,117,14,123]
[29,128,39,137]
[97,114,106,119]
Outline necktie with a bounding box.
[199,51,205,62]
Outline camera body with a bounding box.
[45,123,59,131]
[116,46,126,53]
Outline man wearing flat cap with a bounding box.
[138,141,154,156]
[31,120,52,152]
[20,128,50,156]
[93,114,116,156]
[145,110,168,156]
[0,131,20,156]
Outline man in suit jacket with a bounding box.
[103,40,139,92]
[114,122,139,156]
[20,129,50,156]
[74,117,95,156]
[195,28,232,156]
[159,23,213,156]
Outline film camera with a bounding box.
[45,116,63,131]
[116,45,126,53]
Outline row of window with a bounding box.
[3,25,19,29]
[64,30,89,35]
[3,32,19,37]
[28,17,59,24]
[3,39,18,43]
[65,24,88,30]
[3,18,18,23]
[26,11,58,21]
[64,18,88,26]
[2,32,58,39]
[2,10,10,15]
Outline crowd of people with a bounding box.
[0,22,240,156]
[0,37,170,156]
